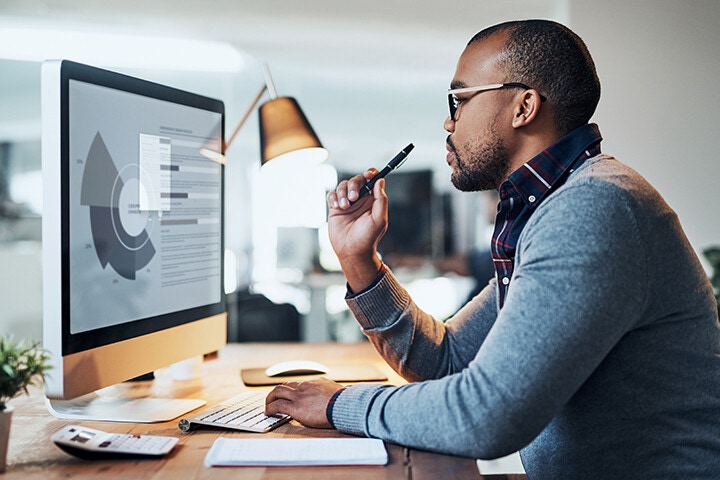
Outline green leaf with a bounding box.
[0,336,51,409]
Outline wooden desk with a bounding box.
[4,342,527,480]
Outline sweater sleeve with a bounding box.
[332,172,649,459]
[347,269,499,382]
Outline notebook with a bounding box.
[204,437,388,467]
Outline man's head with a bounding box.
[444,20,600,191]
[469,20,600,134]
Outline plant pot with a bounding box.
[0,406,12,473]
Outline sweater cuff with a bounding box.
[325,387,347,428]
[345,268,409,330]
[328,383,392,437]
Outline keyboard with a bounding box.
[178,390,291,433]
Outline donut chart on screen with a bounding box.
[80,132,156,280]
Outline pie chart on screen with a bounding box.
[80,132,156,280]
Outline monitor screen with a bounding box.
[42,60,227,422]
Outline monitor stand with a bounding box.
[45,392,206,423]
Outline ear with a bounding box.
[511,90,542,128]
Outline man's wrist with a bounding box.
[346,263,387,297]
[325,387,348,428]
[340,254,384,292]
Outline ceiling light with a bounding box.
[0,20,246,72]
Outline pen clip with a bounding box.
[392,156,408,171]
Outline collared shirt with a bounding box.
[492,123,603,309]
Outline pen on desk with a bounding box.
[349,143,415,205]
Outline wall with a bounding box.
[570,0,720,265]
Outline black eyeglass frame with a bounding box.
[447,82,547,121]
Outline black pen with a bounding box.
[350,143,414,205]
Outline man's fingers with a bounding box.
[265,385,298,415]
[328,170,380,210]
[264,397,293,416]
[264,379,341,429]
[266,384,296,403]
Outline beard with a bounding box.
[448,125,510,192]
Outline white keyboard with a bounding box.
[178,390,290,433]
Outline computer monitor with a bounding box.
[41,60,227,422]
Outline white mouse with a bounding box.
[264,360,330,377]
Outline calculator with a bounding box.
[51,425,179,460]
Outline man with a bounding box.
[265,20,720,479]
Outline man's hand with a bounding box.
[264,378,345,429]
[327,170,388,291]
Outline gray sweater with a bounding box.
[331,154,720,479]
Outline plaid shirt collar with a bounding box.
[507,123,603,209]
[492,123,603,309]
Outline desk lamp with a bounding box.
[225,63,328,166]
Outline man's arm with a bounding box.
[325,174,649,459]
[271,162,646,458]
[347,268,499,382]
[265,167,494,424]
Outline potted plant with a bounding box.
[0,336,50,473]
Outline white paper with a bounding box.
[204,437,388,467]
[476,451,526,474]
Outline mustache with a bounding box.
[446,135,456,153]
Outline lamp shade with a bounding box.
[258,96,328,166]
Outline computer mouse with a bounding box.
[264,360,330,377]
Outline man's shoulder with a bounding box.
[568,154,646,187]
[555,154,661,208]
[529,154,669,237]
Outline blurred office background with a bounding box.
[1,0,719,343]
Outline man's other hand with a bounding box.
[265,378,345,429]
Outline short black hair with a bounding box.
[469,20,601,134]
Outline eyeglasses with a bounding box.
[447,82,546,121]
